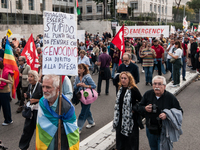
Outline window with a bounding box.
[131,2,138,10]
[87,6,92,13]
[70,7,74,13]
[78,0,82,2]
[29,0,34,10]
[162,6,164,14]
[165,6,167,14]
[1,0,8,8]
[96,5,102,13]
[154,4,156,12]
[40,0,45,11]
[107,5,110,12]
[63,0,67,1]
[150,3,152,11]
[70,0,73,2]
[16,0,22,9]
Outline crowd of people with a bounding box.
[0,28,200,150]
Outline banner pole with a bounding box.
[58,75,63,150]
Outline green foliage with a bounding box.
[187,0,200,13]
[172,5,196,21]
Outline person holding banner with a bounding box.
[36,74,79,150]
[74,64,96,133]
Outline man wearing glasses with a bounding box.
[118,52,139,84]
[139,75,183,150]
[16,56,31,113]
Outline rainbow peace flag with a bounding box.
[36,94,79,150]
[3,39,19,98]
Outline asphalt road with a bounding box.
[0,64,199,150]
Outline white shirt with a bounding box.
[173,48,182,58]
[167,45,175,59]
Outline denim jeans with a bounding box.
[146,128,160,150]
[143,66,153,83]
[182,56,186,79]
[111,63,118,78]
[78,103,94,131]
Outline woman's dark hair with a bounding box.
[0,61,4,69]
[78,63,89,76]
[175,41,182,49]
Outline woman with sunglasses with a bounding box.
[113,72,143,150]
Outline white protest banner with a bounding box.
[43,11,78,75]
[170,25,175,34]
[116,26,169,37]
[77,30,85,43]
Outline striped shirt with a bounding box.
[141,48,156,67]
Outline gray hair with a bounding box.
[43,74,60,88]
[152,75,166,85]
[19,56,26,63]
[28,70,39,82]
[123,52,131,59]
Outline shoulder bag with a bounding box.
[22,82,38,119]
[79,78,98,105]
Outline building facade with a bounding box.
[0,0,52,24]
[129,0,173,22]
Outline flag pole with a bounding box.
[58,75,63,150]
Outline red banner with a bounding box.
[111,25,125,65]
[21,34,39,71]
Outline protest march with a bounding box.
[1,7,200,150]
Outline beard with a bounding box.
[43,90,57,102]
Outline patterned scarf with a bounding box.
[113,87,134,136]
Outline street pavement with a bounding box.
[0,64,199,150]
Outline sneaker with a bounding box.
[86,122,95,129]
[146,82,148,86]
[2,121,13,126]
[183,78,186,81]
[142,69,145,73]
[170,84,178,88]
[98,93,100,96]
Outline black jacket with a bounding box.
[26,82,43,104]
[139,89,183,134]
[190,42,197,56]
[118,62,140,84]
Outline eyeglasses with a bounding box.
[153,82,164,86]
[123,60,129,62]
[18,60,23,61]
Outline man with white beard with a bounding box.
[36,75,79,150]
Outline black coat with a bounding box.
[190,42,197,56]
[139,89,183,134]
[118,62,140,84]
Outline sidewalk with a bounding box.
[79,71,198,150]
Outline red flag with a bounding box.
[111,25,125,66]
[21,34,39,71]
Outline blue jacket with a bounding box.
[73,74,96,91]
